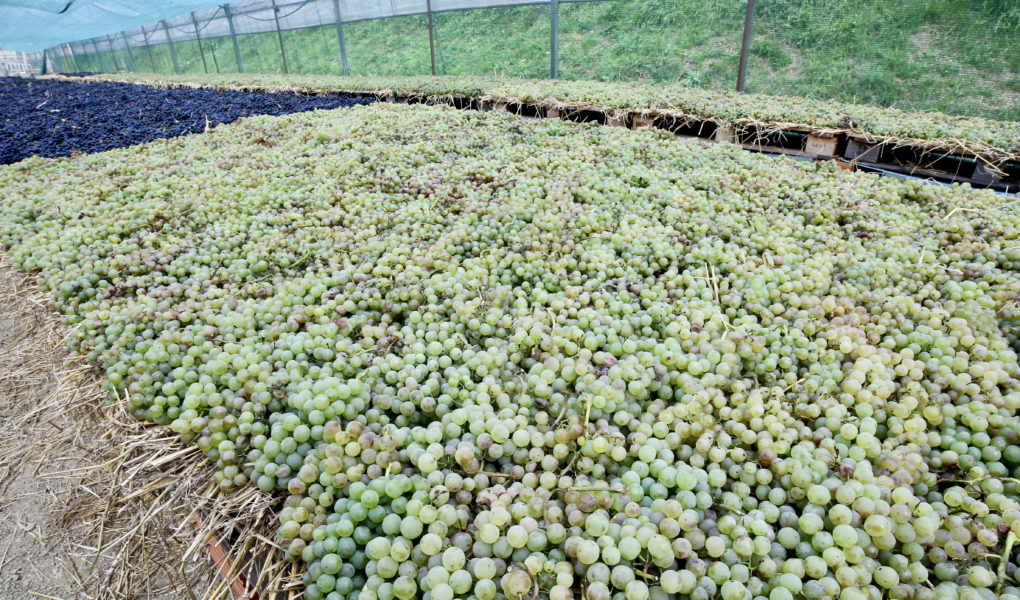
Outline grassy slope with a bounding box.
[66,0,1019,121]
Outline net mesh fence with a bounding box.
[39,0,1020,120]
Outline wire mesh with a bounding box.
[748,0,1020,121]
[434,4,550,79]
[45,0,1020,120]
[559,0,744,88]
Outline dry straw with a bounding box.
[56,73,1016,171]
[0,253,301,600]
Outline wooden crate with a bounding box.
[631,114,655,129]
[191,506,259,600]
[714,126,736,143]
[971,162,1002,186]
[606,113,628,127]
[845,138,883,163]
[805,134,838,158]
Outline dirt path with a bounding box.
[0,257,87,599]
[0,255,296,600]
[0,255,215,600]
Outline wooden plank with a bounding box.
[191,505,257,600]
[714,126,735,143]
[606,113,628,127]
[741,143,811,158]
[845,138,882,162]
[971,162,1002,186]
[631,114,655,129]
[805,134,838,158]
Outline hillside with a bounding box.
[65,0,1020,121]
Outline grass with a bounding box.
[90,72,1020,158]
[56,0,1019,120]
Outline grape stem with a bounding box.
[477,470,519,479]
[714,503,747,516]
[998,530,1016,594]
[285,249,312,269]
[943,474,1020,490]
[554,485,629,494]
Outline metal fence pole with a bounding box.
[89,38,105,72]
[109,35,125,71]
[271,0,289,74]
[66,43,78,73]
[76,41,86,71]
[105,35,117,70]
[426,0,436,76]
[120,31,137,71]
[192,12,210,73]
[161,20,180,73]
[210,36,221,73]
[550,0,559,79]
[223,4,244,73]
[41,49,47,75]
[81,41,93,71]
[331,0,350,76]
[736,0,756,92]
[141,27,157,72]
[80,40,91,71]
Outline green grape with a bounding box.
[6,87,1020,600]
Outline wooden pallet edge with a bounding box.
[190,504,260,600]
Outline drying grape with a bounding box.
[2,97,1018,600]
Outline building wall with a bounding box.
[0,50,36,76]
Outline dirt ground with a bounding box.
[0,254,298,600]
[0,256,89,599]
[0,255,211,600]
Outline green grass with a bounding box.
[63,0,1019,120]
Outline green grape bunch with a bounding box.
[1,101,1019,600]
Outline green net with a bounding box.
[49,0,1020,120]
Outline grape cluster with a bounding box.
[1,102,1019,600]
[92,72,1020,158]
[0,76,374,165]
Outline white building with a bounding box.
[0,50,39,76]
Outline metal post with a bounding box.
[223,4,244,73]
[161,20,180,73]
[108,35,125,71]
[81,41,92,71]
[192,12,209,73]
[550,0,559,79]
[736,0,756,92]
[75,41,86,71]
[120,31,137,71]
[41,49,47,75]
[210,39,220,72]
[426,0,436,76]
[90,38,105,72]
[271,0,289,74]
[67,43,78,73]
[101,38,114,72]
[105,35,117,71]
[141,27,157,72]
[331,0,349,76]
